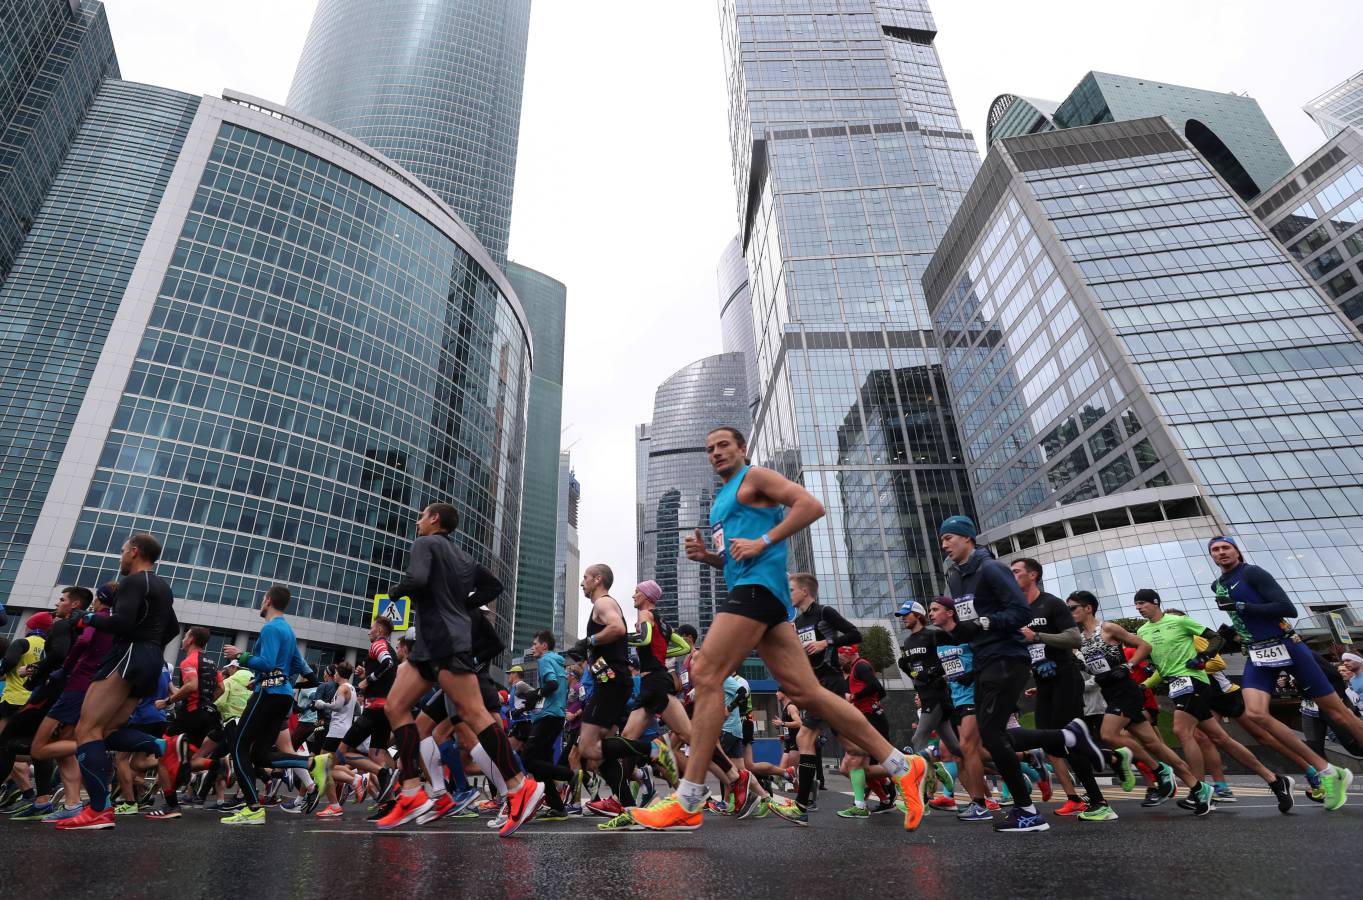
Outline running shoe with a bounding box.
[732,770,758,819]
[1142,779,1177,807]
[375,768,398,804]
[113,802,141,816]
[1055,799,1087,816]
[637,766,656,808]
[161,735,186,791]
[870,795,896,815]
[1269,774,1296,814]
[705,798,731,815]
[1077,803,1118,822]
[1062,718,1104,770]
[309,754,328,797]
[43,804,84,824]
[994,807,1049,832]
[54,805,115,830]
[218,795,246,812]
[1212,782,1237,803]
[203,800,227,812]
[983,798,1000,812]
[500,777,545,837]
[221,806,266,826]
[477,798,502,814]
[598,811,642,830]
[587,796,626,818]
[377,789,434,829]
[628,794,703,831]
[1037,776,1053,803]
[564,802,584,816]
[1305,785,1327,804]
[836,804,869,819]
[957,802,993,822]
[0,783,21,809]
[487,802,509,830]
[932,761,955,795]
[417,793,456,825]
[1113,747,1136,792]
[929,795,958,811]
[1192,781,1214,817]
[1320,767,1352,812]
[302,785,322,815]
[367,799,396,822]
[1,794,35,814]
[652,738,679,789]
[353,773,368,804]
[897,753,927,832]
[449,787,480,815]
[537,806,571,822]
[144,807,183,821]
[10,802,52,821]
[315,804,344,818]
[751,797,771,818]
[768,797,808,826]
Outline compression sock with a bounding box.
[850,768,867,808]
[471,743,508,797]
[393,723,422,783]
[677,778,707,813]
[164,788,179,809]
[474,725,520,788]
[878,748,911,778]
[420,737,446,795]
[601,757,635,806]
[75,741,111,812]
[797,754,818,806]
[104,728,162,755]
[942,762,958,796]
[1135,759,1156,785]
[439,740,469,793]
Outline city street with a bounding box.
[3,778,1356,899]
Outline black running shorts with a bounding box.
[343,705,392,749]
[1099,677,1148,723]
[582,667,632,728]
[635,670,673,716]
[716,584,791,628]
[411,652,477,683]
[799,671,849,730]
[96,641,165,698]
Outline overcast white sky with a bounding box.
[103,0,1363,629]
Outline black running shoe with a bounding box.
[218,796,246,812]
[994,807,1049,833]
[376,769,397,804]
[367,798,397,822]
[1269,775,1295,815]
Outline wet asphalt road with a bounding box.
[3,778,1358,899]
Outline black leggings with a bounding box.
[601,735,651,806]
[0,706,54,791]
[231,692,308,807]
[973,657,1032,807]
[523,716,572,811]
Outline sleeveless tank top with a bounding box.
[588,597,630,672]
[326,683,358,738]
[1079,626,1128,683]
[637,611,672,674]
[709,465,791,616]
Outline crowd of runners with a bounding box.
[0,424,1359,835]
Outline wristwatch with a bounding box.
[978,616,991,632]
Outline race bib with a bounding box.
[1248,639,1292,668]
[942,655,965,678]
[798,626,817,646]
[1083,653,1111,675]
[259,669,287,688]
[955,596,978,621]
[1300,697,1319,716]
[711,523,726,554]
[1167,676,1193,698]
[1028,643,1047,664]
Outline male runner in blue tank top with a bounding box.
[630,425,926,832]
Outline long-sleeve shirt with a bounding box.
[64,613,116,693]
[88,570,177,646]
[945,547,1033,665]
[242,616,312,696]
[1214,564,1297,643]
[388,532,503,662]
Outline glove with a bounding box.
[50,668,65,682]
[1187,653,1209,670]
[312,699,325,710]
[1034,660,1058,680]
[80,609,96,625]
[1213,590,1236,612]
[897,655,914,677]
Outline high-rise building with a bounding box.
[718,0,979,616]
[0,85,532,660]
[1252,126,1363,326]
[717,235,759,416]
[923,116,1363,630]
[986,72,1293,202]
[0,0,118,280]
[639,353,750,632]
[635,423,649,580]
[286,0,531,262]
[506,261,566,653]
[553,451,580,644]
[1305,69,1363,139]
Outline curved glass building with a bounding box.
[1,85,531,660]
[286,0,531,263]
[639,353,750,633]
[985,94,1058,147]
[716,235,759,417]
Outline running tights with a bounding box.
[523,716,572,811]
[910,703,963,757]
[973,657,1033,807]
[601,735,651,807]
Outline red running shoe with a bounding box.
[1038,778,1053,803]
[1055,799,1087,816]
[985,798,1001,812]
[500,777,545,837]
[375,789,434,830]
[586,796,625,818]
[54,805,115,830]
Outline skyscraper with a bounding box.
[924,116,1363,629]
[717,235,759,416]
[553,451,580,644]
[507,261,567,652]
[639,353,751,632]
[1252,125,1363,325]
[718,0,979,616]
[985,72,1293,202]
[287,0,531,262]
[0,85,532,660]
[0,0,118,279]
[1305,69,1363,139]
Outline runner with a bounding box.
[335,618,400,807]
[522,629,574,821]
[373,502,540,836]
[835,645,895,819]
[896,599,965,810]
[314,662,358,817]
[1209,536,1356,809]
[145,626,222,819]
[58,534,178,831]
[629,426,925,832]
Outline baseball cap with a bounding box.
[894,600,926,618]
[507,664,525,674]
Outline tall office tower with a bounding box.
[1306,70,1363,139]
[287,0,531,262]
[923,116,1363,630]
[718,0,979,616]
[0,0,118,280]
[1253,126,1363,325]
[986,72,1293,202]
[553,451,580,644]
[635,423,649,580]
[0,85,531,661]
[639,354,750,632]
[506,261,566,653]
[717,235,760,416]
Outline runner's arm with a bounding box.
[469,562,504,607]
[0,638,28,676]
[819,606,862,647]
[665,631,691,658]
[387,536,434,600]
[163,669,198,706]
[850,661,883,699]
[1105,623,1151,668]
[727,685,749,712]
[588,596,628,645]
[1240,567,1297,618]
[87,580,143,637]
[745,467,825,544]
[1035,626,1081,650]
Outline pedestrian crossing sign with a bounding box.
[372,594,411,631]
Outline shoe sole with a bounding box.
[1275,776,1296,814]
[416,804,454,826]
[1067,719,1104,770]
[902,755,926,831]
[377,798,434,830]
[500,782,545,837]
[221,818,265,825]
[1325,769,1353,812]
[995,823,1050,832]
[57,821,115,830]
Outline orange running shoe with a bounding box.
[627,794,702,831]
[1055,799,1087,816]
[897,754,927,831]
[500,776,545,837]
[929,795,958,810]
[375,789,433,830]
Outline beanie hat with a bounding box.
[1133,588,1162,605]
[636,580,662,603]
[938,515,977,539]
[1207,535,1240,552]
[25,611,54,635]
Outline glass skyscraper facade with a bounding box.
[1252,125,1363,327]
[0,0,119,279]
[553,451,579,644]
[1306,69,1363,139]
[639,353,750,632]
[3,86,532,658]
[718,0,978,616]
[286,0,531,263]
[925,116,1363,627]
[986,72,1293,202]
[717,234,760,416]
[507,261,566,653]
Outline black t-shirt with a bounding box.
[90,570,177,647]
[1024,592,1077,670]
